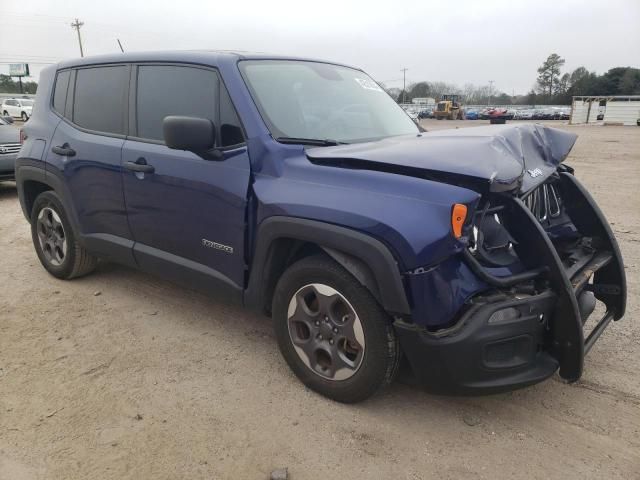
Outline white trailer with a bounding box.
[571,96,640,126]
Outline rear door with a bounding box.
[45,64,135,265]
[121,63,251,293]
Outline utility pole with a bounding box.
[71,18,84,57]
[401,68,408,104]
[488,80,494,106]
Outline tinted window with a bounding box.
[73,66,127,134]
[220,84,244,147]
[53,70,71,114]
[136,65,218,141]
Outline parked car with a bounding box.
[0,116,20,181]
[464,110,479,120]
[486,108,510,124]
[514,109,533,120]
[531,109,545,120]
[418,109,433,119]
[2,98,33,121]
[15,52,627,403]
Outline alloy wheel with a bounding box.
[36,207,67,266]
[287,283,365,381]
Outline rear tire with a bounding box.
[21,112,28,122]
[272,254,400,403]
[31,191,97,279]
[2,111,8,117]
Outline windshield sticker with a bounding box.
[354,78,384,92]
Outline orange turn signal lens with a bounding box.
[451,203,468,239]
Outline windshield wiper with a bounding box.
[275,137,348,146]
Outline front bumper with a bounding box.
[397,172,626,395]
[395,291,559,394]
[0,153,17,179]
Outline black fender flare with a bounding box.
[244,216,411,315]
[15,161,82,233]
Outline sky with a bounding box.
[1,0,639,95]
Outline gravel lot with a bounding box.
[1,120,638,479]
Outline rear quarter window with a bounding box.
[52,70,71,114]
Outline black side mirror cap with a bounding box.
[163,115,216,154]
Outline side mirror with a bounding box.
[163,116,217,156]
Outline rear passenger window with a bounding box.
[136,65,218,142]
[73,66,127,135]
[52,70,71,114]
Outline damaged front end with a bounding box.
[397,169,626,393]
[393,129,626,394]
[308,124,626,394]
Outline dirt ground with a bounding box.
[1,120,639,480]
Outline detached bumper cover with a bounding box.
[395,291,559,394]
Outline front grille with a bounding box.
[523,183,562,222]
[0,143,20,155]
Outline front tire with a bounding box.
[272,255,400,403]
[2,111,8,117]
[21,112,28,122]
[31,191,97,279]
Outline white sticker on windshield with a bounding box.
[354,78,384,92]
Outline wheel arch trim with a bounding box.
[15,162,81,232]
[244,216,411,315]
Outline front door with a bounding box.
[122,64,251,293]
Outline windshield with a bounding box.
[21,100,34,107]
[240,60,419,144]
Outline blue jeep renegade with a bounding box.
[15,52,626,403]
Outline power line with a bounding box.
[70,18,84,57]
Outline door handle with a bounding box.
[124,159,155,174]
[51,143,76,156]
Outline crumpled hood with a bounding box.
[306,124,577,194]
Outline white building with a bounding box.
[570,96,640,126]
[412,97,436,105]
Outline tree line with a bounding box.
[387,54,640,106]
[531,53,640,104]
[0,74,38,94]
[387,81,513,106]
